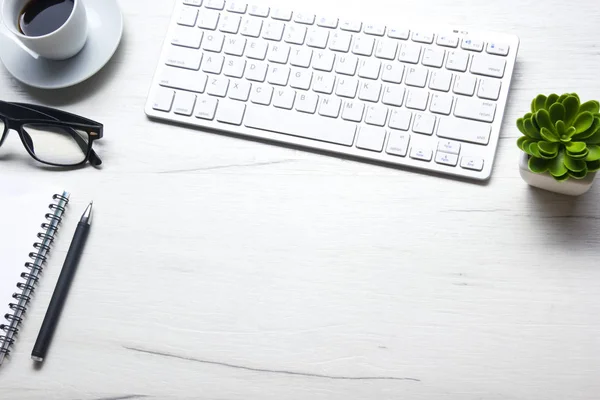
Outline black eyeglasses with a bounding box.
[0,100,103,167]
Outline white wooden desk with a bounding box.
[1,0,600,399]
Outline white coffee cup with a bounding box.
[1,0,88,60]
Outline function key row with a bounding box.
[181,1,509,56]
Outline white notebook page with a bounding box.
[0,178,63,361]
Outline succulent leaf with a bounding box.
[528,156,550,173]
[516,136,529,151]
[564,154,586,172]
[549,103,566,124]
[579,100,600,114]
[553,172,570,182]
[568,167,588,179]
[529,143,542,158]
[572,116,600,140]
[548,150,568,177]
[573,112,594,134]
[586,128,600,144]
[587,160,600,172]
[516,118,526,135]
[523,118,541,139]
[586,145,600,162]
[545,94,560,109]
[538,141,559,157]
[535,109,555,134]
[566,150,589,160]
[540,127,559,142]
[532,94,547,113]
[565,141,587,154]
[563,95,580,126]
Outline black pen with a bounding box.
[32,202,93,363]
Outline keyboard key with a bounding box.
[358,59,381,79]
[246,40,268,59]
[178,7,199,27]
[184,0,202,5]
[202,32,225,52]
[171,26,203,49]
[329,31,352,52]
[223,57,247,78]
[335,55,358,75]
[435,151,458,166]
[224,36,247,56]
[405,67,428,88]
[446,51,469,72]
[461,38,484,52]
[159,67,208,93]
[436,35,458,48]
[241,17,263,37]
[412,32,434,44]
[152,87,175,112]
[226,1,248,14]
[197,9,220,30]
[273,88,296,109]
[195,96,218,119]
[290,47,313,67]
[244,105,357,146]
[357,126,386,151]
[405,89,429,110]
[477,78,501,100]
[290,68,313,90]
[389,109,412,130]
[202,54,224,74]
[250,83,273,104]
[319,97,342,118]
[381,63,404,83]
[271,8,292,21]
[398,43,421,63]
[246,60,268,81]
[229,80,252,99]
[429,93,453,115]
[381,85,405,106]
[454,97,496,122]
[429,70,452,92]
[313,73,336,94]
[313,51,336,72]
[437,117,491,145]
[365,105,388,126]
[317,16,338,29]
[386,130,410,156]
[352,36,375,56]
[267,65,290,85]
[206,76,230,97]
[263,21,285,41]
[388,27,410,40]
[307,27,330,49]
[413,113,436,135]
[461,156,484,171]
[364,23,386,36]
[340,20,362,32]
[470,54,506,78]
[284,24,307,45]
[205,0,225,10]
[294,13,315,25]
[216,99,246,125]
[453,75,477,96]
[438,140,461,155]
[375,39,398,60]
[486,42,509,56]
[166,46,202,70]
[422,48,445,68]
[358,81,382,102]
[341,101,364,122]
[267,43,291,63]
[249,5,269,17]
[335,77,358,98]
[410,147,432,161]
[219,14,242,33]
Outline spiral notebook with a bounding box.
[0,181,69,366]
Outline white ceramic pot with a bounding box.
[519,152,596,196]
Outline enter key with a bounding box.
[454,97,497,123]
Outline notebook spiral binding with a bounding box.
[0,192,69,361]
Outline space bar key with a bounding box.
[244,106,357,146]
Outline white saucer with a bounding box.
[0,0,123,89]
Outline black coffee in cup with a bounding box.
[18,0,74,37]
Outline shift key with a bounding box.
[437,117,491,145]
[454,97,496,123]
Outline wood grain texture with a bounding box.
[1,0,600,399]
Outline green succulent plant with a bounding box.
[516,93,600,181]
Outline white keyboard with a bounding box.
[145,0,519,180]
